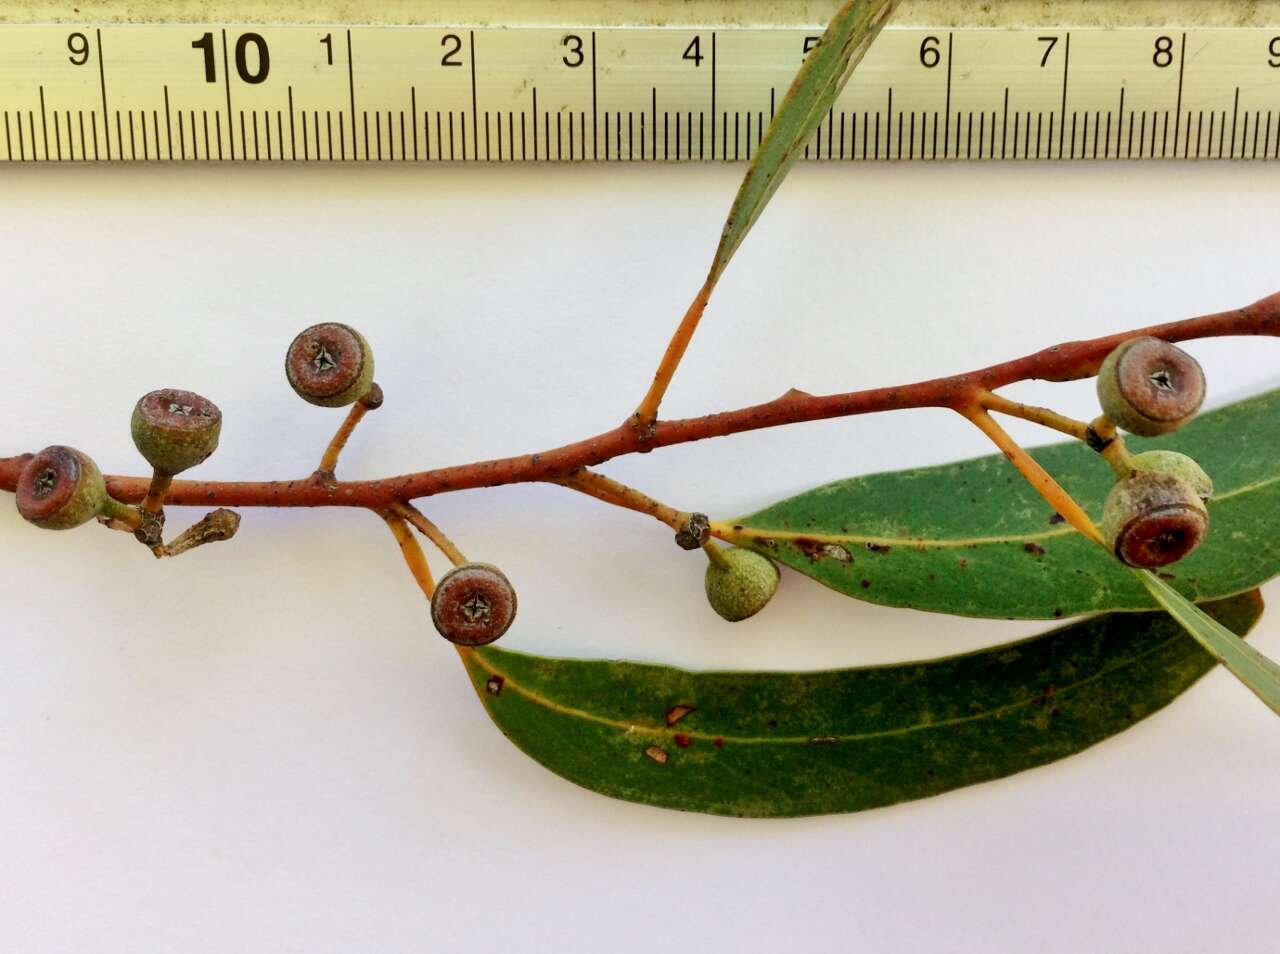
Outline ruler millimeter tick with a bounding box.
[4,2,1280,163]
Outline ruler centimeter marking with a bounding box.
[5,24,1280,162]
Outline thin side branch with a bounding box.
[633,277,715,428]
[318,384,383,477]
[381,510,435,599]
[980,392,1090,442]
[552,469,688,531]
[963,408,1105,547]
[390,502,468,568]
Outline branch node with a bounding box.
[1084,425,1115,453]
[629,414,658,449]
[675,513,712,551]
[132,509,166,550]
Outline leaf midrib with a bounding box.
[465,631,1188,747]
[724,470,1280,551]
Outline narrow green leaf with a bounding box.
[462,592,1262,818]
[1138,571,1280,717]
[729,388,1280,619]
[707,0,894,284]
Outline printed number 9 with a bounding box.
[67,32,90,66]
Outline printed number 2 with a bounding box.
[441,34,463,67]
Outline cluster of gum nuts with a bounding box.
[10,330,1213,639]
[690,335,1217,626]
[1095,336,1212,570]
[13,322,516,648]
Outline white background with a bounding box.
[2,154,1280,953]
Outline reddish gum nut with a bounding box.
[431,563,518,646]
[1096,337,1206,437]
[131,389,222,475]
[285,323,375,408]
[15,446,109,530]
[1102,471,1208,568]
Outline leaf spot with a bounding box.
[673,733,692,748]
[793,537,853,563]
[1024,542,1047,557]
[644,745,668,765]
[665,704,696,726]
[485,675,504,696]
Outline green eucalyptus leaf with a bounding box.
[726,389,1280,619]
[708,0,894,284]
[1139,571,1280,717]
[461,592,1262,818]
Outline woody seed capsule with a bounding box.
[1096,337,1206,437]
[431,562,518,646]
[285,323,375,408]
[15,446,110,530]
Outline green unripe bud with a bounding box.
[16,446,111,530]
[704,548,779,622]
[1102,470,1208,568]
[1096,337,1205,437]
[431,562,517,646]
[1128,450,1213,501]
[286,323,375,408]
[131,389,222,475]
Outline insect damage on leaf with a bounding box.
[724,389,1280,620]
[459,592,1263,818]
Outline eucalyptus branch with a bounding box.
[7,0,1280,824]
[5,292,1277,513]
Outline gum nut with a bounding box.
[1102,470,1208,568]
[285,323,375,407]
[131,389,222,475]
[705,548,780,622]
[16,445,109,530]
[431,562,518,646]
[1096,337,1205,437]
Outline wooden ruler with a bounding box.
[4,1,1280,162]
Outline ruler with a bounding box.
[5,2,1280,162]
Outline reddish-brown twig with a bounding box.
[3,293,1278,513]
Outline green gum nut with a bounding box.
[16,445,110,530]
[285,323,375,408]
[705,548,780,622]
[1128,450,1213,501]
[1096,337,1206,437]
[1102,470,1208,569]
[131,389,223,475]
